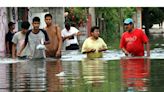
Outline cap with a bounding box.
[8,22,15,27]
[124,18,133,24]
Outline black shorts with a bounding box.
[66,44,79,50]
[18,56,28,59]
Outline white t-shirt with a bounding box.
[12,31,28,56]
[24,29,49,59]
[61,27,79,47]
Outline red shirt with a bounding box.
[120,29,148,56]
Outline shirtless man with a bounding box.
[44,14,62,58]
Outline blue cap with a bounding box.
[124,18,133,24]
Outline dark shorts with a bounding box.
[18,56,28,60]
[66,44,79,50]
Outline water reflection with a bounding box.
[1,57,163,92]
[82,58,105,85]
[12,60,46,92]
[46,59,81,91]
[121,57,150,92]
[0,64,9,91]
[62,61,80,88]
[46,59,64,92]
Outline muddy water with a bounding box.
[0,57,163,92]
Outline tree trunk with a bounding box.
[145,26,150,37]
[89,8,96,26]
[142,8,150,38]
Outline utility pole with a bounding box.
[88,7,96,26]
[136,7,142,29]
[119,7,124,36]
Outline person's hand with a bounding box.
[89,49,96,53]
[68,33,76,39]
[72,33,77,36]
[12,55,16,59]
[147,52,150,57]
[124,51,131,56]
[56,50,61,58]
[6,53,11,57]
[36,44,46,50]
[17,51,21,56]
[98,48,107,52]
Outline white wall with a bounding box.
[9,7,18,32]
[0,8,8,57]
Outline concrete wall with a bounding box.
[49,7,65,29]
[0,8,8,57]
[8,7,18,32]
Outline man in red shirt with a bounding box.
[120,18,150,57]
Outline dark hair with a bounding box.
[8,22,15,28]
[21,21,30,29]
[124,22,133,25]
[65,22,71,30]
[32,17,40,22]
[91,26,99,32]
[45,14,52,19]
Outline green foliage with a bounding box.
[122,8,136,19]
[65,7,86,27]
[95,7,136,49]
[142,8,164,27]
[95,8,119,45]
[142,8,164,36]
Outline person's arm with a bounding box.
[5,34,10,54]
[145,42,150,57]
[74,27,81,36]
[41,29,50,45]
[12,33,18,59]
[12,44,16,59]
[76,31,82,36]
[140,29,150,57]
[62,33,76,41]
[122,48,131,56]
[98,48,108,52]
[17,42,26,56]
[6,41,10,54]
[120,34,131,56]
[82,49,96,54]
[141,30,150,57]
[17,30,30,56]
[56,25,62,57]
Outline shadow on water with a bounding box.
[1,56,163,92]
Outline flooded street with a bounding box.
[0,28,164,92]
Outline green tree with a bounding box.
[65,7,86,28]
[142,7,164,37]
